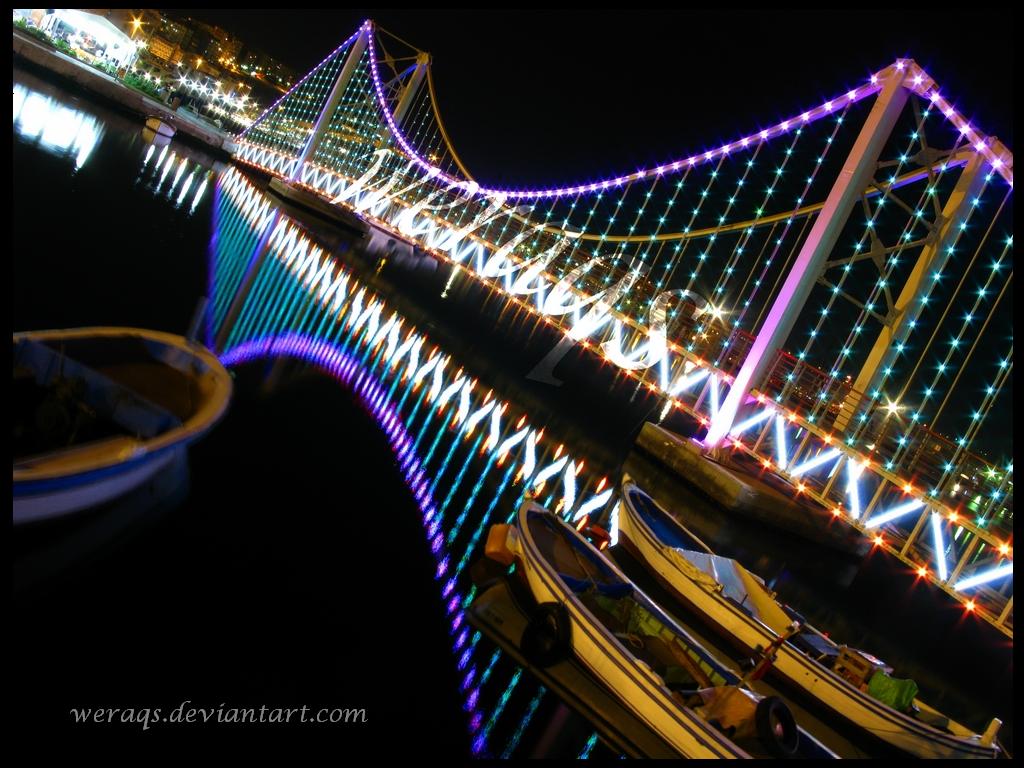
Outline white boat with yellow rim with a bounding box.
[486,499,838,759]
[617,476,1003,759]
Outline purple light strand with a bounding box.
[900,61,1013,187]
[238,27,362,140]
[206,180,222,349]
[243,23,1013,195]
[360,23,1012,194]
[363,19,886,200]
[219,332,485,749]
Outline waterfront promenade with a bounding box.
[12,28,236,153]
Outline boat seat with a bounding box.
[559,572,632,599]
[15,339,182,439]
[834,645,889,688]
[913,708,950,731]
[790,631,839,663]
[640,635,712,689]
[722,594,757,621]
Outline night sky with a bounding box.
[176,9,1012,187]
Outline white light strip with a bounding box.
[562,462,577,516]
[864,499,924,529]
[190,176,209,213]
[789,448,842,478]
[532,456,569,488]
[847,461,865,519]
[488,406,503,450]
[728,407,774,437]
[774,415,789,470]
[931,512,948,581]
[668,367,709,396]
[572,489,613,522]
[496,427,529,457]
[463,399,494,433]
[522,431,537,479]
[176,172,194,205]
[954,563,1013,592]
[609,501,621,546]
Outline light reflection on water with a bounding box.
[13,82,103,169]
[136,142,212,213]
[208,167,615,756]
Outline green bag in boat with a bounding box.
[866,670,918,712]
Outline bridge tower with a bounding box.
[703,63,910,448]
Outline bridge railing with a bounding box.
[699,383,1014,635]
[750,353,1012,530]
[762,350,855,424]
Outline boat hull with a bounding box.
[511,503,749,759]
[617,482,998,759]
[13,327,232,525]
[14,446,180,524]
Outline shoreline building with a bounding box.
[17,8,139,69]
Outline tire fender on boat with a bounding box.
[754,695,800,758]
[521,602,572,668]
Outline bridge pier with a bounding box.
[636,423,868,555]
[702,62,911,450]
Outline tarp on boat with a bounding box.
[867,671,918,712]
[667,549,793,635]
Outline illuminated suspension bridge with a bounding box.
[225,18,1013,641]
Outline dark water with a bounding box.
[13,67,466,754]
[12,65,1012,756]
